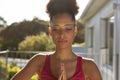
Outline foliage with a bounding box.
[19,32,55,51]
[74,21,85,43]
[7,64,20,80]
[0,16,7,25]
[0,37,3,50]
[0,58,38,80]
[0,40,19,50]
[0,18,48,50]
[7,61,38,80]
[0,58,20,80]
[0,58,6,68]
[0,17,85,51]
[0,58,7,79]
[31,74,39,80]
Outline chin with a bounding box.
[56,45,70,50]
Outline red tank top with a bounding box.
[39,55,85,80]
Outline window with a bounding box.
[106,16,114,65]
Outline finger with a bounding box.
[62,70,67,80]
[60,63,64,71]
[60,63,67,80]
[58,71,64,80]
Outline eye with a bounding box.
[52,28,59,32]
[52,28,57,31]
[65,28,73,32]
[66,28,72,31]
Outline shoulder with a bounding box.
[82,57,102,80]
[82,57,95,67]
[25,53,51,69]
[77,56,97,72]
[30,53,46,61]
[28,53,50,66]
[82,57,97,73]
[23,53,52,73]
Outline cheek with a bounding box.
[71,33,77,40]
[67,33,75,39]
[70,36,75,42]
[51,34,58,42]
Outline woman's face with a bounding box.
[49,13,77,49]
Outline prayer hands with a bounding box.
[58,63,67,80]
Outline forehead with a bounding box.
[51,13,74,24]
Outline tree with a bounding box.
[0,18,85,50]
[0,18,49,50]
[74,21,85,43]
[0,16,7,27]
[0,58,7,80]
[18,33,55,51]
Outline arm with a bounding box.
[11,54,45,80]
[90,61,102,80]
[84,60,102,80]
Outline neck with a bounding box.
[53,47,77,61]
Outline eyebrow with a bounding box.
[50,23,76,27]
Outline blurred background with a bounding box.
[0,0,120,80]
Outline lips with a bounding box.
[58,40,67,43]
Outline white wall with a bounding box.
[85,0,114,80]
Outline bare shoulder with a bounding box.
[82,57,102,80]
[82,57,96,68]
[27,53,47,67]
[11,53,48,80]
[82,58,97,73]
[29,53,46,62]
[22,53,48,73]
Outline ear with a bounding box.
[74,26,78,36]
[48,27,52,35]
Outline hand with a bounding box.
[58,63,67,80]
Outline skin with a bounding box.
[11,13,102,80]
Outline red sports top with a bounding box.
[39,55,85,80]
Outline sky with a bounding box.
[0,0,89,25]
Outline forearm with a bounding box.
[11,67,36,80]
[11,70,32,80]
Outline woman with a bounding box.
[11,0,102,80]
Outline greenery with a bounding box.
[0,16,7,26]
[7,64,20,80]
[74,21,85,43]
[19,32,55,51]
[0,58,38,80]
[0,16,85,80]
[0,18,49,50]
[0,17,85,51]
[31,74,39,80]
[7,64,38,80]
[0,58,7,80]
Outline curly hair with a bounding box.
[46,0,79,21]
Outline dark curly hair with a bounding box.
[46,0,79,21]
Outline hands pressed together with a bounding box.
[58,63,67,80]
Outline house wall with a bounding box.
[85,0,114,79]
[113,0,120,79]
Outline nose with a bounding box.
[59,29,65,34]
[58,30,65,38]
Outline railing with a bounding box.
[0,50,114,80]
[0,50,53,80]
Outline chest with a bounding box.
[50,59,77,79]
